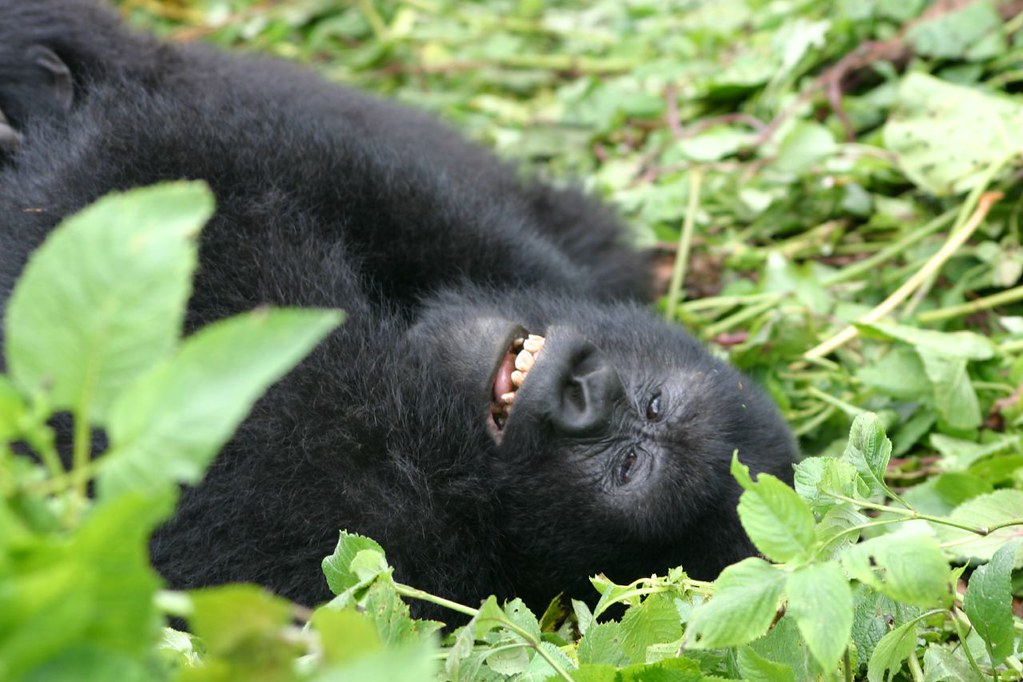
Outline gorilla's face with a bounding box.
[409,290,795,606]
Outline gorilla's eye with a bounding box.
[645,392,662,421]
[617,450,638,485]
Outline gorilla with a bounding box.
[0,0,796,618]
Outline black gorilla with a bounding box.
[0,0,796,617]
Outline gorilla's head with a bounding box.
[410,289,796,609]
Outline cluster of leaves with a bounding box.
[2,0,1022,679]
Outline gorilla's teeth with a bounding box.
[511,370,525,387]
[514,349,535,373]
[523,336,544,353]
[500,391,516,405]
[512,337,524,350]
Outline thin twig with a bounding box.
[803,192,1002,362]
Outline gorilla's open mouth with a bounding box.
[489,331,545,438]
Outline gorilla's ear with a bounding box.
[27,46,74,114]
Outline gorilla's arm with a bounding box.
[0,0,651,308]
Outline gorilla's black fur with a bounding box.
[0,0,796,617]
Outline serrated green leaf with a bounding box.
[5,183,213,421]
[814,504,869,558]
[686,557,786,649]
[577,622,630,667]
[321,531,388,596]
[793,456,865,511]
[97,307,342,498]
[963,539,1018,664]
[362,578,439,646]
[850,588,920,678]
[867,621,917,682]
[618,656,705,681]
[939,490,1023,561]
[619,592,684,664]
[786,562,853,672]
[842,533,952,609]
[841,413,893,499]
[733,455,816,562]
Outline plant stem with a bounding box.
[394,583,574,681]
[804,191,1002,362]
[72,408,91,501]
[665,168,702,322]
[821,209,956,287]
[394,583,479,618]
[951,609,988,680]
[825,493,1023,536]
[916,284,1023,323]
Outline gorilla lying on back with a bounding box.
[0,0,796,617]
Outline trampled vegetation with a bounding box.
[2,0,1023,679]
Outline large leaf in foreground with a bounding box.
[97,308,342,498]
[5,183,212,421]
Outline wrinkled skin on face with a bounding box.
[411,291,795,610]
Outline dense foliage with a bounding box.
[2,0,1023,679]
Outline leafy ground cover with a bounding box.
[2,0,1023,679]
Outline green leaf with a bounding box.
[857,323,995,360]
[0,494,164,680]
[922,644,979,681]
[748,615,822,681]
[867,621,918,682]
[772,121,837,175]
[840,413,893,499]
[939,490,1023,561]
[97,307,342,498]
[320,636,437,681]
[5,182,213,421]
[618,592,684,664]
[686,557,786,649]
[737,645,796,682]
[309,608,382,666]
[906,1,1005,60]
[793,456,865,511]
[841,533,952,609]
[321,531,389,596]
[618,657,705,681]
[577,622,630,666]
[856,346,930,401]
[785,561,853,672]
[851,588,920,677]
[188,584,293,655]
[0,376,25,441]
[361,578,440,646]
[732,454,816,562]
[883,73,1023,195]
[918,351,982,432]
[963,540,1018,664]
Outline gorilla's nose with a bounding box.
[547,341,624,436]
